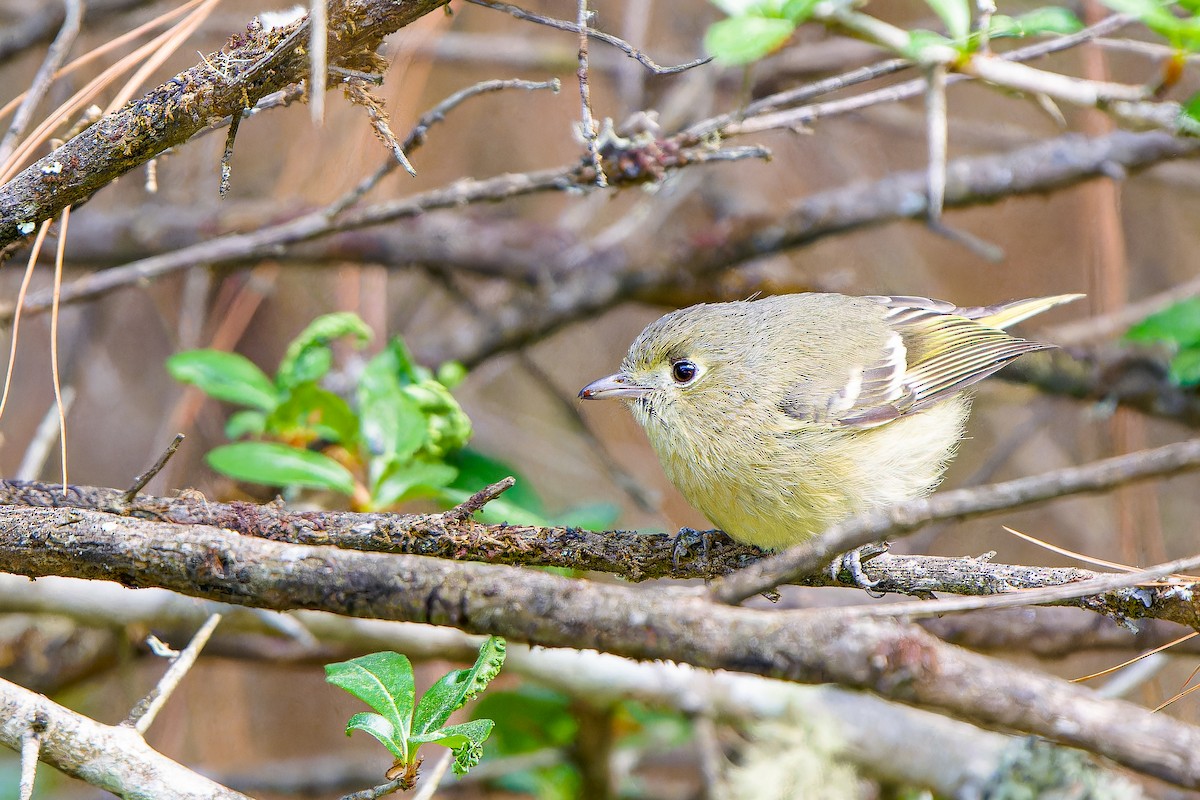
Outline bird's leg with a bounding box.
[671,527,719,571]
[829,542,891,596]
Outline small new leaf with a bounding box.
[925,0,971,39]
[373,459,458,509]
[225,410,267,439]
[166,350,279,411]
[206,442,356,494]
[705,16,795,65]
[1184,90,1200,122]
[1125,297,1200,348]
[345,712,407,762]
[276,312,372,390]
[412,720,495,775]
[989,7,1084,38]
[412,637,506,736]
[326,652,417,735]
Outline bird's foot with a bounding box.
[829,542,890,597]
[671,527,720,571]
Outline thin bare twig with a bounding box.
[724,12,1135,138]
[344,79,417,176]
[925,63,948,224]
[834,552,1200,620]
[218,108,241,197]
[328,76,559,215]
[463,0,711,75]
[50,206,69,489]
[16,388,77,481]
[125,612,223,734]
[411,751,453,800]
[0,0,83,165]
[339,776,405,799]
[310,0,327,124]
[575,0,605,187]
[18,715,45,800]
[123,433,185,503]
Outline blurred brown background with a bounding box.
[2,0,1200,796]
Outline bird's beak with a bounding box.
[578,372,651,401]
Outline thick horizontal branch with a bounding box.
[0,506,1198,788]
[0,0,448,246]
[6,429,1200,625]
[0,576,1143,798]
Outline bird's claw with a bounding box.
[671,527,717,571]
[829,542,890,597]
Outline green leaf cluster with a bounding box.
[1104,0,1200,50]
[326,637,506,787]
[703,0,1082,66]
[910,4,1082,59]
[1101,0,1200,120]
[166,313,472,510]
[1125,297,1200,385]
[167,313,620,525]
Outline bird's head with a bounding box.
[578,303,756,434]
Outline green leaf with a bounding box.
[925,0,970,39]
[1170,348,1200,385]
[436,361,468,389]
[989,7,1084,37]
[1184,90,1200,122]
[904,28,955,60]
[708,0,774,16]
[412,637,506,736]
[780,0,820,22]
[1124,297,1200,348]
[549,502,621,531]
[345,712,407,762]
[446,450,543,516]
[166,350,278,411]
[418,719,495,775]
[266,384,360,445]
[207,442,356,495]
[373,459,458,509]
[704,16,795,65]
[225,410,267,439]
[276,312,372,390]
[326,652,416,735]
[1103,0,1200,49]
[359,354,427,474]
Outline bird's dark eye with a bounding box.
[671,360,698,383]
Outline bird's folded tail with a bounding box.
[962,293,1085,330]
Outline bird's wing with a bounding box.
[783,296,1055,429]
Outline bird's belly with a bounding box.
[651,397,969,550]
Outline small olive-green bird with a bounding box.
[579,292,1080,550]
